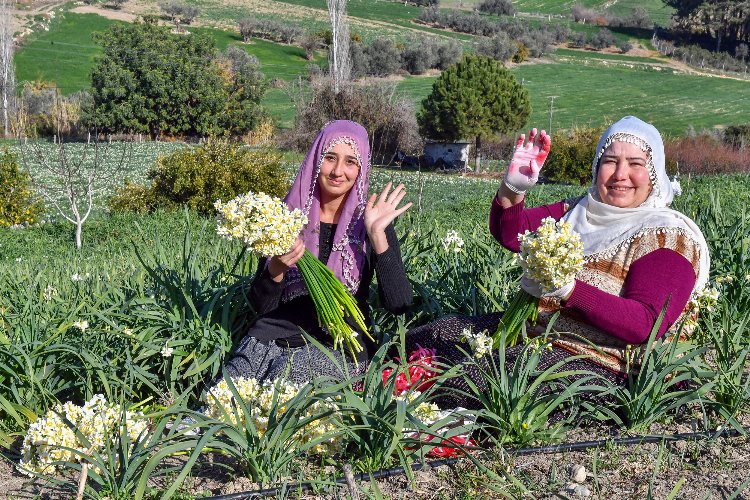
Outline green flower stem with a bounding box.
[492,289,539,348]
[296,250,373,360]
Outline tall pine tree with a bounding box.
[418,55,530,172]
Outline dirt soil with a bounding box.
[3,415,749,498]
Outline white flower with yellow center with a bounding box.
[461,327,493,359]
[215,192,308,257]
[19,395,148,476]
[73,320,89,332]
[442,230,465,253]
[517,217,584,292]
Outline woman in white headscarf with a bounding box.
[405,116,710,409]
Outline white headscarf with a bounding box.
[563,116,710,293]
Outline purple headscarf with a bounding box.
[281,120,370,302]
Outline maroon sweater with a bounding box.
[489,198,697,344]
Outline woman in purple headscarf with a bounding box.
[224,120,414,383]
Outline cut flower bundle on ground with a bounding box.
[495,217,584,347]
[215,191,371,359]
[19,395,148,476]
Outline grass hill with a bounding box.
[13,0,750,134]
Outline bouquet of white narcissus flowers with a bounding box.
[494,217,584,347]
[206,377,343,455]
[19,395,148,475]
[215,192,371,360]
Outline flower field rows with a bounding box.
[1,145,750,496]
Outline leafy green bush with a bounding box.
[108,140,289,215]
[107,182,157,214]
[0,148,43,227]
[545,126,605,185]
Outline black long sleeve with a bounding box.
[372,224,413,314]
[248,258,284,315]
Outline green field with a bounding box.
[512,0,673,25]
[397,59,750,136]
[14,13,122,94]
[15,13,323,91]
[12,2,750,134]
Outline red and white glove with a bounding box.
[503,128,551,195]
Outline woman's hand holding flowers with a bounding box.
[502,128,551,195]
[365,182,412,254]
[520,275,575,301]
[268,237,305,282]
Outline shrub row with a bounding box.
[653,36,750,74]
[351,37,463,77]
[419,7,568,41]
[567,29,631,52]
[571,5,653,29]
[238,17,304,44]
[417,8,568,59]
[476,0,514,16]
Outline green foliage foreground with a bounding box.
[0,170,749,496]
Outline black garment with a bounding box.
[236,222,412,364]
[404,313,627,419]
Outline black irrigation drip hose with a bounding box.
[203,425,750,500]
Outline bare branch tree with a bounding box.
[0,0,16,138]
[327,0,351,93]
[23,139,130,249]
[21,102,131,249]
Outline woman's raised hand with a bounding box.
[503,128,551,195]
[268,237,306,282]
[365,182,412,254]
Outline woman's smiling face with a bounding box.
[318,142,360,203]
[596,140,652,208]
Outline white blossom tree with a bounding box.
[0,0,16,137]
[327,0,351,93]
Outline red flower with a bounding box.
[382,368,410,395]
[426,435,478,458]
[407,344,438,392]
[382,345,439,395]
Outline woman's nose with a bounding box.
[331,159,344,176]
[613,160,628,179]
